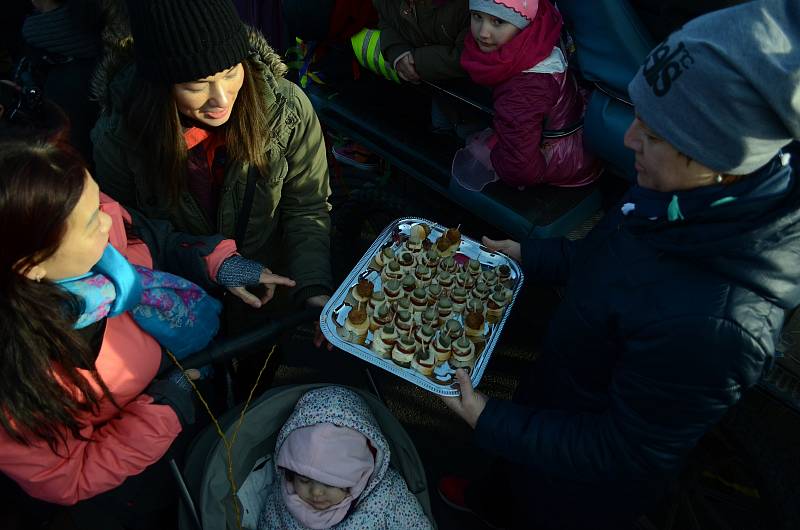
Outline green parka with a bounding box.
[90,29,332,304]
[374,0,469,81]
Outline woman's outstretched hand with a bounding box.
[441,369,488,429]
[228,268,295,309]
[482,236,521,263]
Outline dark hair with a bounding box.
[124,59,271,204]
[0,141,115,453]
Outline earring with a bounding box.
[715,174,723,184]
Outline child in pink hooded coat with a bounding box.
[452,0,601,190]
[257,386,432,529]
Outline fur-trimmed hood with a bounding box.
[89,25,333,301]
[90,26,287,113]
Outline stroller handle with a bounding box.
[167,306,322,372]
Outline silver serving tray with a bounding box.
[319,217,525,396]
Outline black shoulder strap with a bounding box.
[235,165,258,246]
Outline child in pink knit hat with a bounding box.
[452,0,601,191]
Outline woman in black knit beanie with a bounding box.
[91,0,334,349]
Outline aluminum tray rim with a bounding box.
[319,216,525,396]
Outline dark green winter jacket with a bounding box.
[90,29,332,304]
[374,0,469,81]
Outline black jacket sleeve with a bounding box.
[473,316,768,481]
[521,237,577,285]
[126,208,227,292]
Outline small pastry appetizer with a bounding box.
[391,334,417,368]
[450,286,468,314]
[437,297,453,323]
[435,227,461,257]
[414,324,436,348]
[421,238,433,251]
[466,298,485,316]
[435,236,452,256]
[417,249,440,269]
[411,348,436,376]
[409,223,431,241]
[438,255,458,274]
[434,270,455,294]
[401,274,417,295]
[368,290,386,314]
[444,227,461,245]
[349,278,374,306]
[383,278,403,304]
[497,264,513,286]
[430,333,452,363]
[395,309,414,333]
[371,324,398,359]
[414,264,433,288]
[486,291,509,323]
[395,297,412,313]
[340,306,369,344]
[404,235,424,254]
[491,284,513,303]
[456,270,476,291]
[381,260,404,282]
[450,335,476,370]
[369,246,395,270]
[480,269,498,288]
[464,310,486,341]
[472,280,491,302]
[444,319,463,341]
[410,288,428,319]
[426,283,444,305]
[370,302,394,331]
[397,251,416,274]
[421,307,439,329]
[466,259,482,279]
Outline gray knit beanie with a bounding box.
[628,0,800,175]
[126,0,250,84]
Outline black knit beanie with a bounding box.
[126,0,250,84]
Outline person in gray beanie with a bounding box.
[628,0,800,177]
[437,1,800,529]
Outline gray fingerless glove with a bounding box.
[216,255,263,287]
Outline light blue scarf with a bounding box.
[57,245,221,358]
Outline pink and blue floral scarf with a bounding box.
[57,245,221,358]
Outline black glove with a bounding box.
[146,371,196,428]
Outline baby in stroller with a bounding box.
[257,386,432,529]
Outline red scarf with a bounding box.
[460,0,563,86]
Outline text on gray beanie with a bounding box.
[628,0,800,175]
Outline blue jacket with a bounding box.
[475,155,800,483]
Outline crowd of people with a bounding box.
[0,0,799,529]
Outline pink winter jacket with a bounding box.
[490,56,599,188]
[0,196,233,505]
